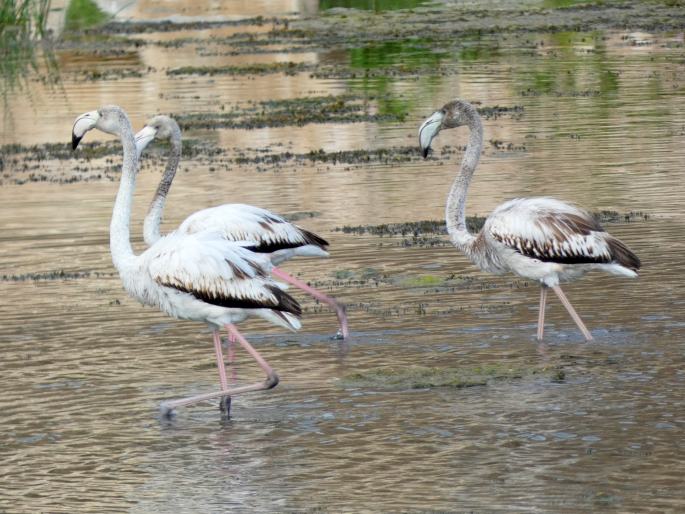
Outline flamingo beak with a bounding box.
[71,110,99,150]
[418,110,444,158]
[134,125,157,159]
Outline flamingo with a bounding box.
[134,115,349,349]
[418,99,641,340]
[71,105,303,416]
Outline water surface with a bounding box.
[1,1,684,512]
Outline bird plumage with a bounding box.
[419,99,640,340]
[133,230,301,330]
[72,105,301,415]
[135,115,348,339]
[474,197,640,285]
[177,204,329,264]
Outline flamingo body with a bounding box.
[127,230,300,330]
[71,106,301,416]
[176,204,329,265]
[419,99,640,340]
[475,197,640,285]
[135,115,348,338]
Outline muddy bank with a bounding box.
[0,270,116,282]
[294,1,685,49]
[91,16,285,35]
[1,142,526,185]
[337,211,650,238]
[172,94,407,130]
[71,1,685,57]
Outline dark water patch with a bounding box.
[309,65,457,80]
[87,1,682,60]
[282,211,322,222]
[234,146,420,166]
[336,211,650,238]
[168,62,313,77]
[594,210,650,223]
[2,138,527,187]
[2,141,119,160]
[1,270,116,282]
[55,34,148,54]
[340,363,564,390]
[173,95,406,130]
[90,16,283,35]
[335,218,487,237]
[2,138,215,164]
[520,87,605,98]
[74,67,148,81]
[167,62,466,80]
[321,0,429,12]
[477,105,524,120]
[489,139,528,152]
[295,1,685,51]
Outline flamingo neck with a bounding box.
[143,128,181,246]
[110,114,138,273]
[446,107,482,254]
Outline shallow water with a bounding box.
[1,1,685,512]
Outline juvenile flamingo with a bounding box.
[72,105,303,416]
[134,115,349,349]
[419,99,640,340]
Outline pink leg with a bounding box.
[225,330,236,364]
[160,325,279,416]
[551,285,593,341]
[213,330,231,413]
[271,266,349,339]
[213,330,229,390]
[537,286,548,341]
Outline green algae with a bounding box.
[173,94,406,130]
[167,62,313,77]
[336,211,650,239]
[93,16,275,35]
[400,275,445,288]
[336,218,487,237]
[64,0,109,32]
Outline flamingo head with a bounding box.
[71,106,127,150]
[135,115,180,158]
[418,109,445,158]
[419,99,479,158]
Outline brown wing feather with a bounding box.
[161,279,302,315]
[492,211,638,267]
[246,226,329,254]
[606,236,641,271]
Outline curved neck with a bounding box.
[143,130,181,246]
[110,115,138,272]
[446,109,483,253]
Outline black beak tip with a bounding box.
[72,134,82,151]
[422,147,430,159]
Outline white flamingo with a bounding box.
[418,99,641,340]
[134,115,349,347]
[72,105,303,416]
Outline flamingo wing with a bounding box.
[145,231,301,315]
[178,203,328,253]
[484,198,640,270]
